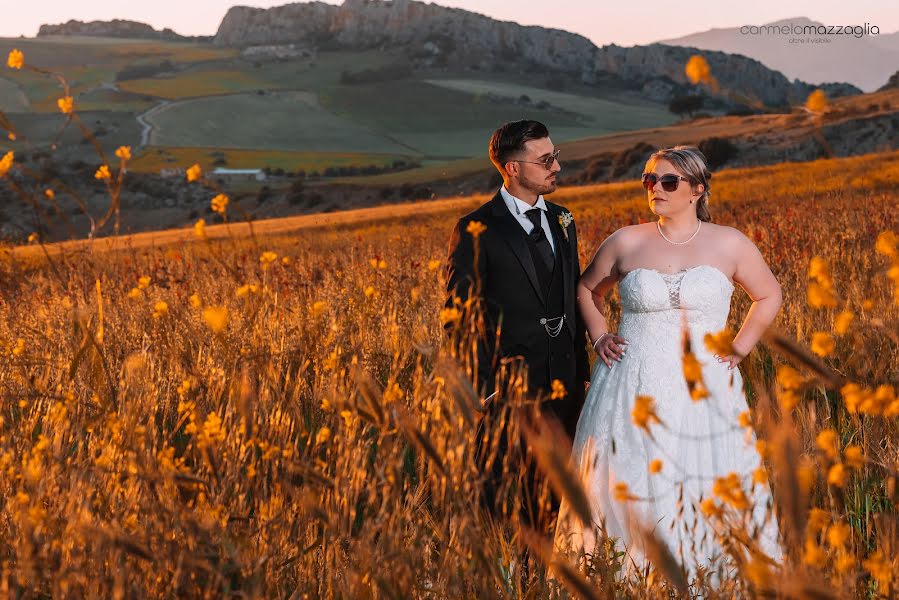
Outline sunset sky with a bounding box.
[2,0,897,45]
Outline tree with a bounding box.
[668,95,705,119]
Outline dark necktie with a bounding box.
[525,208,554,272]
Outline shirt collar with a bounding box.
[500,185,548,216]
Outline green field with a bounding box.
[119,69,283,99]
[144,91,419,154]
[129,146,413,173]
[0,37,689,173]
[425,78,675,133]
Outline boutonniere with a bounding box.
[558,211,573,241]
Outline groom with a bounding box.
[444,119,590,439]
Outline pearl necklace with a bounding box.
[657,220,701,245]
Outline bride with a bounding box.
[555,146,782,574]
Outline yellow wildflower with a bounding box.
[260,251,278,265]
[7,49,24,69]
[808,256,831,282]
[193,218,207,239]
[186,163,202,182]
[202,306,228,333]
[807,281,837,309]
[550,379,566,400]
[802,538,827,568]
[466,220,486,238]
[127,287,141,299]
[700,498,722,518]
[810,332,835,357]
[410,287,421,303]
[703,328,734,355]
[874,231,897,257]
[835,552,855,574]
[236,284,259,298]
[844,445,865,469]
[138,276,151,290]
[115,146,131,161]
[440,307,461,325]
[210,193,229,214]
[12,338,25,356]
[827,463,848,487]
[777,365,805,390]
[649,459,663,474]
[0,151,14,177]
[753,466,768,485]
[744,557,772,588]
[94,165,112,180]
[27,232,38,244]
[805,89,830,113]
[815,428,839,460]
[152,301,169,318]
[834,310,854,335]
[363,285,377,299]
[682,351,702,382]
[57,96,74,114]
[713,472,749,510]
[841,382,869,414]
[310,300,327,317]
[863,550,892,588]
[685,54,712,85]
[826,522,851,549]
[808,508,830,532]
[315,426,331,445]
[631,395,661,433]
[613,482,634,502]
[189,293,202,308]
[428,259,442,271]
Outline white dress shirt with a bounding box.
[500,186,556,254]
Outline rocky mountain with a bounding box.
[881,72,899,91]
[37,19,208,42]
[213,0,859,108]
[659,17,899,92]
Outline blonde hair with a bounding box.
[644,146,712,222]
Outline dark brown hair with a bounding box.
[488,120,549,173]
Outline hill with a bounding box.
[660,17,899,92]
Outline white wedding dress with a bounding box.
[556,265,780,573]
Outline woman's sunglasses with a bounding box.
[642,173,690,192]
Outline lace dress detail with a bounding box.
[659,269,687,309]
[555,265,780,572]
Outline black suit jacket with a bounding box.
[445,190,591,418]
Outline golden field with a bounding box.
[0,148,898,598]
[3,48,899,598]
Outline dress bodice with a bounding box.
[618,265,734,333]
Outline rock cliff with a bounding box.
[214,0,860,107]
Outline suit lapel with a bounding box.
[489,193,545,304]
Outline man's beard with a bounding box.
[522,174,556,196]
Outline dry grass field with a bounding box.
[2,48,899,599]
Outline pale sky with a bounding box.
[2,0,897,45]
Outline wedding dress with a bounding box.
[555,265,780,572]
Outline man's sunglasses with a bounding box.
[512,149,561,170]
[642,173,690,192]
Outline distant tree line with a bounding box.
[262,159,420,179]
